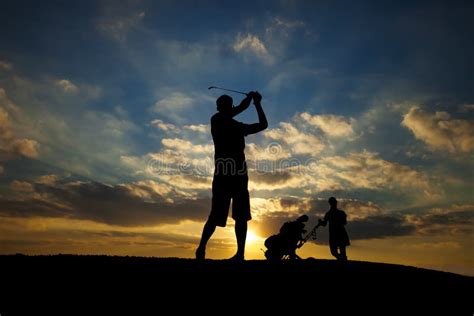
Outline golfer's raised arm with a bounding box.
[243,92,268,135]
[231,92,253,117]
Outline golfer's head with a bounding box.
[328,197,337,207]
[297,215,309,222]
[216,95,233,113]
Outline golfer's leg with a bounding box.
[196,221,216,259]
[330,243,339,259]
[339,246,347,260]
[199,221,216,248]
[235,220,247,258]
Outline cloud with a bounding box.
[247,197,386,226]
[153,92,194,113]
[406,204,474,236]
[247,167,325,192]
[150,119,179,133]
[23,108,139,179]
[124,112,438,202]
[347,215,415,240]
[245,143,291,161]
[251,171,294,185]
[8,176,328,233]
[54,79,101,99]
[150,91,212,122]
[120,179,187,202]
[0,215,239,256]
[2,173,469,248]
[253,210,415,241]
[268,197,385,219]
[264,122,325,156]
[0,60,13,71]
[263,16,315,56]
[128,115,437,198]
[184,124,210,134]
[2,81,136,177]
[248,171,301,191]
[122,147,214,180]
[83,110,139,139]
[327,199,384,220]
[10,180,35,193]
[253,211,303,237]
[253,199,472,242]
[157,174,212,190]
[233,33,274,64]
[256,110,356,158]
[152,39,213,74]
[402,106,474,153]
[0,180,211,226]
[150,121,210,136]
[403,241,462,250]
[318,151,436,194]
[97,11,145,41]
[246,149,438,198]
[35,175,59,185]
[459,104,474,112]
[299,112,356,139]
[55,79,79,94]
[265,17,305,36]
[161,138,213,155]
[0,95,40,160]
[0,106,13,140]
[7,139,39,158]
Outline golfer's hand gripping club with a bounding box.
[253,91,262,103]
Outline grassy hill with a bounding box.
[1,254,472,313]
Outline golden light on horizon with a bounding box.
[246,230,261,244]
[244,230,266,259]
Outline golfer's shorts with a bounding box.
[208,173,251,227]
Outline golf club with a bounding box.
[208,86,248,96]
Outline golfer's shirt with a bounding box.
[211,112,249,177]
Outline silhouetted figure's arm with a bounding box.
[243,91,268,135]
[319,213,329,227]
[341,211,347,225]
[231,92,253,117]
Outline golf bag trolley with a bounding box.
[264,222,321,261]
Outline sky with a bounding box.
[0,0,473,275]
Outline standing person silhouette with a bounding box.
[319,197,350,261]
[196,91,268,261]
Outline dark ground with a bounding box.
[1,254,472,314]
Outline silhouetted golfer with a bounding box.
[196,91,268,261]
[319,197,350,261]
[264,214,309,260]
[279,215,309,259]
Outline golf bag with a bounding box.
[264,222,320,261]
[264,234,287,261]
